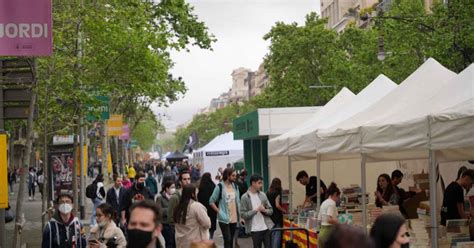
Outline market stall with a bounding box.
[268,75,397,209]
[193,132,243,180]
[316,58,474,246]
[233,106,321,190]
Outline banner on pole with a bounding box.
[0,134,8,208]
[0,0,53,56]
[107,152,112,174]
[107,114,123,136]
[75,145,88,176]
[119,124,130,140]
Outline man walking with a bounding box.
[209,168,240,248]
[240,174,274,248]
[106,174,127,225]
[42,193,86,247]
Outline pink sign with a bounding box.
[120,124,130,140]
[0,0,52,56]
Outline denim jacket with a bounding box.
[209,182,241,224]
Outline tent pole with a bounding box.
[288,156,293,211]
[317,154,321,210]
[429,150,438,247]
[361,154,368,233]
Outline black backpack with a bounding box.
[86,182,97,199]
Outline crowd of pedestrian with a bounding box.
[39,159,411,248]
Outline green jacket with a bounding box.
[167,191,181,224]
[209,182,241,224]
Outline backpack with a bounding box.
[216,182,237,205]
[86,182,97,199]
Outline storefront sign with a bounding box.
[0,0,53,56]
[205,151,230,156]
[107,114,123,136]
[52,135,75,145]
[233,110,259,140]
[86,96,110,121]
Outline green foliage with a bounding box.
[133,110,164,151]
[172,0,474,150]
[32,0,215,148]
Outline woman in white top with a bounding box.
[317,182,340,248]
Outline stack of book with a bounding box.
[409,218,430,248]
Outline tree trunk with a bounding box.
[102,121,108,181]
[12,59,37,248]
[72,123,79,216]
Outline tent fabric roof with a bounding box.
[197,132,243,153]
[316,58,458,160]
[166,150,188,161]
[360,64,474,161]
[288,74,398,160]
[268,87,355,156]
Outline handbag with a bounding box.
[5,208,15,223]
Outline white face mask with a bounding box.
[168,187,176,195]
[98,220,108,228]
[58,203,73,214]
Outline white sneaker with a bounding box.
[28,197,32,201]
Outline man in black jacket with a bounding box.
[106,174,127,225]
[121,171,153,226]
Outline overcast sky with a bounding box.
[153,0,320,132]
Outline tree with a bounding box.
[133,110,164,151]
[11,0,215,244]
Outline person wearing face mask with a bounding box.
[106,174,127,226]
[42,193,86,248]
[127,200,165,248]
[88,203,127,248]
[317,182,341,248]
[370,213,410,248]
[174,184,211,248]
[157,180,176,248]
[122,171,153,227]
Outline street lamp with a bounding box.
[377,36,386,61]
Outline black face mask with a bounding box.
[127,229,154,248]
[137,182,145,190]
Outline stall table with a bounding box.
[282,219,318,247]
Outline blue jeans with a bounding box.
[90,198,102,226]
[272,224,282,248]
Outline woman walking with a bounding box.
[173,184,211,248]
[198,173,217,239]
[157,180,176,248]
[266,178,287,248]
[88,203,127,248]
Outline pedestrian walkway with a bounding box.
[5,178,253,247]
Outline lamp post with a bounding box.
[360,12,434,62]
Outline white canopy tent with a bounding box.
[268,87,355,156]
[315,58,468,246]
[193,132,243,180]
[268,76,397,208]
